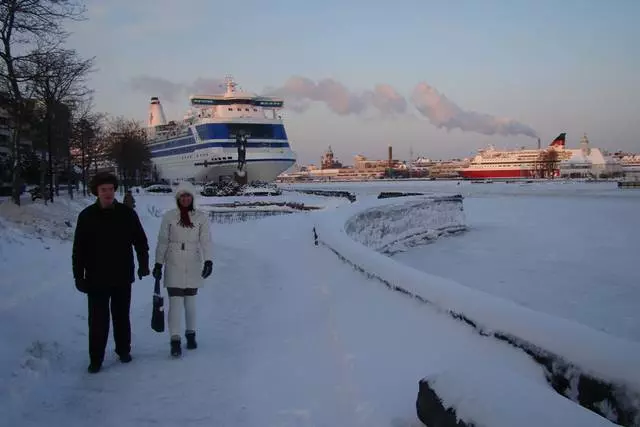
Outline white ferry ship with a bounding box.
[146,76,296,184]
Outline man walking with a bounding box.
[72,172,150,373]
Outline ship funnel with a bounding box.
[148,97,167,127]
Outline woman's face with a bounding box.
[178,193,193,208]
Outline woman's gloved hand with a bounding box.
[152,263,163,280]
[202,260,213,279]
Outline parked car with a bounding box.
[144,184,173,193]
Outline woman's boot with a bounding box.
[170,337,181,357]
[185,330,197,350]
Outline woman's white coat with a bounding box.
[154,181,213,289]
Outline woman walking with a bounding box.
[153,181,213,357]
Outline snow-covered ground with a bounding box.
[0,183,634,426]
[284,180,640,343]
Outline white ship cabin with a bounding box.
[473,145,548,163]
[145,77,285,142]
[186,78,283,123]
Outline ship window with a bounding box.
[245,108,250,111]
[228,108,232,111]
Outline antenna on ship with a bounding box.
[223,74,237,94]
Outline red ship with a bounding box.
[459,133,569,179]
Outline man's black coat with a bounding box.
[72,200,149,288]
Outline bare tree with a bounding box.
[0,0,86,205]
[533,151,546,179]
[104,117,151,192]
[29,99,72,203]
[544,149,560,179]
[69,102,107,196]
[29,48,94,202]
[536,149,560,179]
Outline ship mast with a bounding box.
[224,75,237,95]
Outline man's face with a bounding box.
[97,183,115,206]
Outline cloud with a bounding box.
[128,74,537,138]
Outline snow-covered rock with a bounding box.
[344,194,466,254]
[417,362,617,427]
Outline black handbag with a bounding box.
[151,277,165,333]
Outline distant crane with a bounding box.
[409,146,414,178]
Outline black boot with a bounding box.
[185,331,197,350]
[170,338,182,358]
[87,362,101,373]
[119,353,133,363]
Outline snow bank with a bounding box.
[344,195,466,254]
[416,362,617,427]
[314,194,640,426]
[0,196,93,241]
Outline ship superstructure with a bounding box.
[459,133,571,179]
[145,76,296,184]
[613,152,640,179]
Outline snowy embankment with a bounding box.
[314,194,640,426]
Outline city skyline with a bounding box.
[66,0,640,164]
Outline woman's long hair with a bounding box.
[177,198,194,228]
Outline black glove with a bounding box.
[152,263,163,280]
[138,265,150,280]
[202,260,212,279]
[75,278,89,294]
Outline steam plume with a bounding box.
[129,75,537,138]
[411,82,538,138]
[129,76,225,103]
[266,76,407,116]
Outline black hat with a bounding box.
[90,172,118,196]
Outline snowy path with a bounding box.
[2,212,546,426]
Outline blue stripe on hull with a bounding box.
[150,140,291,158]
[195,123,287,141]
[148,123,288,151]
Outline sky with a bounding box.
[65,0,640,165]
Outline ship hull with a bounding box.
[150,147,295,183]
[148,134,296,183]
[194,157,295,183]
[460,169,535,179]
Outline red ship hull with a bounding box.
[460,169,535,179]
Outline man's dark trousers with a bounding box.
[88,283,132,365]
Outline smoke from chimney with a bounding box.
[130,74,538,138]
[129,76,227,103]
[265,76,407,116]
[410,83,538,138]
